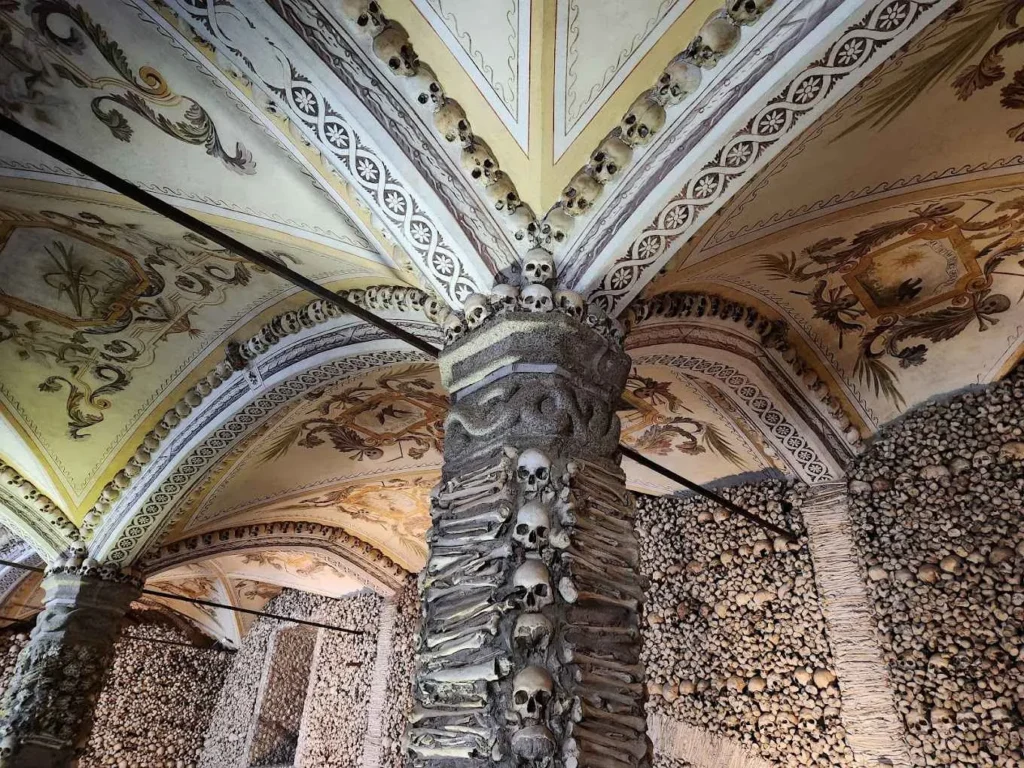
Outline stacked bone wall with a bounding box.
[637,483,856,767]
[80,620,231,768]
[199,589,384,768]
[379,579,419,768]
[847,368,1024,767]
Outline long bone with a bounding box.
[406,742,478,760]
[577,699,648,734]
[418,631,490,667]
[423,658,507,683]
[428,527,501,549]
[569,651,644,683]
[429,541,512,568]
[573,589,640,612]
[561,550,635,582]
[570,723,648,761]
[426,613,500,649]
[422,558,503,589]
[578,498,635,529]
[576,671,644,696]
[569,533,637,568]
[424,544,511,585]
[437,475,510,506]
[425,578,504,605]
[409,725,492,741]
[436,502,512,529]
[434,599,504,632]
[410,705,488,724]
[563,569,645,602]
[566,748,633,768]
[559,502,632,539]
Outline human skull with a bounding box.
[511,724,556,760]
[536,208,574,248]
[507,205,537,243]
[461,141,499,186]
[340,0,386,36]
[516,448,551,493]
[513,613,553,650]
[372,24,418,77]
[424,295,448,323]
[406,63,445,111]
[585,303,610,335]
[620,91,666,147]
[519,284,553,313]
[655,54,702,105]
[513,502,551,550]
[728,0,774,25]
[433,99,471,146]
[590,133,633,183]
[99,562,119,581]
[80,557,100,578]
[442,313,465,345]
[693,12,741,68]
[512,561,554,612]
[512,665,554,721]
[522,248,555,285]
[560,169,603,216]
[489,284,519,314]
[554,289,585,321]
[463,293,492,330]
[485,173,521,214]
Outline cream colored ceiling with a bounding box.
[381,0,721,211]
[648,0,1024,429]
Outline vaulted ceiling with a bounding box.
[4,0,1013,639]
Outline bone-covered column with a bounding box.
[0,557,140,768]
[407,257,651,767]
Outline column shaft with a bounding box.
[0,569,139,768]
[407,308,651,767]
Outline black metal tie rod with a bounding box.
[619,445,798,542]
[0,115,438,358]
[0,559,362,635]
[0,117,795,543]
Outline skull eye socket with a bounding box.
[417,94,428,104]
[536,468,549,480]
[638,126,650,137]
[514,691,528,705]
[534,584,548,597]
[659,72,671,85]
[607,162,618,175]
[357,13,370,25]
[625,114,637,125]
[369,2,379,11]
[388,57,401,70]
[458,119,468,131]
[430,83,441,93]
[593,151,606,163]
[553,231,565,242]
[536,526,547,537]
[516,524,529,535]
[517,468,530,480]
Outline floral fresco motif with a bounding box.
[621,369,744,467]
[0,0,255,172]
[843,0,1024,141]
[239,551,338,578]
[0,208,294,439]
[260,365,447,463]
[754,198,1024,407]
[299,475,434,564]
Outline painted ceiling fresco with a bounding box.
[648,0,1024,429]
[1,0,999,643]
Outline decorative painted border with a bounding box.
[584,0,953,314]
[163,0,503,305]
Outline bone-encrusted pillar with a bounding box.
[0,555,140,768]
[406,260,651,767]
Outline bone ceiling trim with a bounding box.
[160,0,505,306]
[90,341,433,568]
[80,288,439,544]
[581,0,956,315]
[649,713,778,768]
[626,291,864,455]
[0,460,79,560]
[141,522,407,596]
[801,483,913,768]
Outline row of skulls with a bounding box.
[338,0,535,245]
[342,0,775,252]
[510,448,558,759]
[437,251,624,346]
